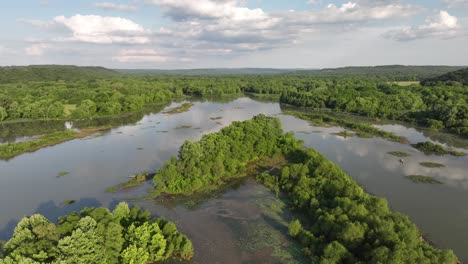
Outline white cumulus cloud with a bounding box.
[53,14,150,44]
[145,0,269,21]
[384,10,460,41]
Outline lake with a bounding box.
[0,97,467,262]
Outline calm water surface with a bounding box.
[0,97,467,262]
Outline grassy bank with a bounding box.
[0,126,111,159]
[284,110,409,144]
[163,102,194,114]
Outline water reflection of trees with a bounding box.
[0,103,169,143]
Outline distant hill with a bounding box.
[116,68,302,76]
[421,67,468,86]
[292,65,466,81]
[0,65,120,83]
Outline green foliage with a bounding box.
[279,79,467,138]
[278,147,457,263]
[419,162,446,168]
[288,220,302,237]
[386,151,410,157]
[149,116,458,263]
[2,214,59,262]
[295,65,465,81]
[0,106,7,121]
[153,114,300,195]
[0,202,193,263]
[412,141,466,156]
[0,66,465,139]
[0,65,120,83]
[406,175,443,184]
[0,127,109,159]
[421,67,468,86]
[285,110,408,143]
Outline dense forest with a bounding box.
[0,65,466,138]
[152,115,457,263]
[0,65,119,83]
[421,68,468,86]
[279,79,468,137]
[293,65,465,81]
[152,114,296,195]
[0,202,193,264]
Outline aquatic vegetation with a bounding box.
[387,151,411,157]
[419,162,446,168]
[62,199,76,205]
[0,127,111,160]
[106,173,150,193]
[406,175,443,184]
[175,125,193,130]
[57,171,70,178]
[332,131,355,138]
[412,141,466,156]
[284,110,408,144]
[163,103,193,114]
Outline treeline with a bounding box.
[280,80,467,137]
[293,65,465,81]
[421,67,468,86]
[153,114,301,195]
[1,72,466,138]
[152,115,456,263]
[0,202,193,264]
[0,65,119,84]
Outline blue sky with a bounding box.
[0,0,467,69]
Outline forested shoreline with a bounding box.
[151,115,457,263]
[1,69,466,138]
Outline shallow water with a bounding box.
[0,97,467,262]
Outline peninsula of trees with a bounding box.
[151,115,457,263]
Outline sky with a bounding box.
[0,0,467,69]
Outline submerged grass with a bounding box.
[419,162,445,168]
[222,189,307,264]
[406,175,443,184]
[175,125,193,130]
[284,110,408,144]
[387,151,411,157]
[332,131,355,138]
